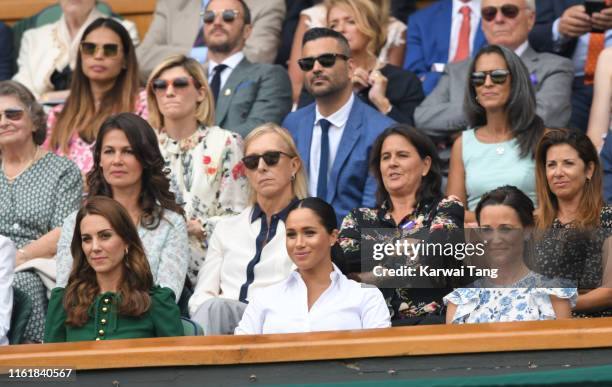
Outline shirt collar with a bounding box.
[208,51,245,77]
[250,198,300,223]
[314,93,354,129]
[514,41,529,57]
[290,263,343,283]
[452,0,481,17]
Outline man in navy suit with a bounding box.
[404,0,487,95]
[529,0,612,132]
[0,22,14,80]
[283,28,395,225]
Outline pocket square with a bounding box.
[235,80,255,92]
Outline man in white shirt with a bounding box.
[0,236,15,346]
[415,0,574,176]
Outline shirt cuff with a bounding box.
[552,17,571,43]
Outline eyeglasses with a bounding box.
[80,42,120,57]
[242,151,293,170]
[297,53,350,71]
[470,69,510,87]
[202,9,240,24]
[151,77,200,93]
[481,4,525,22]
[0,108,25,121]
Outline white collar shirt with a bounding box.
[309,93,355,196]
[514,41,529,57]
[208,51,245,91]
[0,236,15,346]
[449,0,482,60]
[235,264,391,335]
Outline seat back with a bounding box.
[8,287,32,344]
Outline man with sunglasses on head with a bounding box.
[415,0,573,180]
[283,28,395,226]
[528,0,612,133]
[137,0,285,78]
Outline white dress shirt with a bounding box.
[309,93,355,196]
[188,204,295,316]
[207,51,245,91]
[0,236,15,346]
[235,264,391,335]
[449,0,482,60]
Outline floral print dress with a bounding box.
[338,196,464,321]
[157,125,248,284]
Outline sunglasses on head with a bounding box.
[242,151,293,170]
[470,69,510,87]
[297,53,350,72]
[80,42,120,57]
[151,77,200,93]
[0,108,25,122]
[481,4,524,22]
[202,9,240,24]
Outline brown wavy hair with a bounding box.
[48,18,140,153]
[535,128,603,230]
[86,113,185,228]
[64,196,153,327]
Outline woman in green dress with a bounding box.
[45,196,183,342]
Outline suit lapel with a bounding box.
[298,106,315,175]
[215,57,250,125]
[474,23,487,55]
[327,98,362,203]
[435,1,454,62]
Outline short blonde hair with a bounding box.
[243,123,308,205]
[146,55,214,130]
[325,0,388,60]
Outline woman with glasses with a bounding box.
[0,80,82,343]
[13,0,138,100]
[146,54,248,285]
[444,185,576,324]
[447,45,544,225]
[43,17,146,174]
[189,123,308,335]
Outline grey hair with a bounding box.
[463,44,544,158]
[525,0,536,12]
[0,80,47,145]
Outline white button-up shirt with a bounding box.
[208,51,245,91]
[235,264,391,335]
[449,0,482,60]
[309,93,355,196]
[0,236,15,346]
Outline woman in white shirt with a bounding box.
[189,123,309,335]
[235,197,390,335]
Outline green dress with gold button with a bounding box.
[44,286,184,342]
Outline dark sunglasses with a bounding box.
[481,4,524,22]
[0,108,25,121]
[470,69,510,87]
[151,77,200,93]
[297,53,350,71]
[242,151,293,170]
[202,9,240,24]
[80,42,120,57]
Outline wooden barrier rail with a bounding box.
[1,318,612,371]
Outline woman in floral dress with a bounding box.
[147,55,247,284]
[338,124,464,325]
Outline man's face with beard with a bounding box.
[203,0,251,54]
[301,37,352,99]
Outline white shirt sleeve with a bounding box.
[0,237,16,345]
[234,296,264,335]
[360,288,391,329]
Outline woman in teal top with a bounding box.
[447,45,544,224]
[45,196,183,343]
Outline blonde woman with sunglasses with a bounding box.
[146,54,248,285]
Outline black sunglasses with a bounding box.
[202,9,240,24]
[0,108,25,122]
[470,69,510,87]
[151,77,200,92]
[242,151,293,170]
[80,42,120,57]
[297,53,350,72]
[481,4,524,22]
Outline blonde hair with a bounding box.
[243,123,308,205]
[325,0,388,60]
[146,55,214,130]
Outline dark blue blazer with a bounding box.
[602,133,612,203]
[529,0,583,58]
[282,97,395,225]
[0,22,14,80]
[404,0,486,95]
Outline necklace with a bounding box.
[2,146,40,183]
[484,128,509,156]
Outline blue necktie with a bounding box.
[210,64,228,102]
[317,119,331,199]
